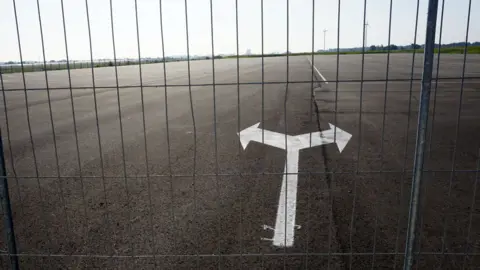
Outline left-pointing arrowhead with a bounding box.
[328,123,352,152]
[237,122,261,149]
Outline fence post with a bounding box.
[403,0,439,269]
[0,129,19,270]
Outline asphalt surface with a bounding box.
[0,54,479,269]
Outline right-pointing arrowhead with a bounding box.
[328,123,352,152]
[237,122,261,149]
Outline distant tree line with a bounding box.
[316,41,480,53]
[369,43,421,51]
[368,41,480,51]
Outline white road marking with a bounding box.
[307,57,328,84]
[238,123,352,247]
[274,149,299,247]
[262,225,275,231]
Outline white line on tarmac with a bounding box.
[273,150,299,247]
[307,57,328,84]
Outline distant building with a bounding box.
[245,49,252,55]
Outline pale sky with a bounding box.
[0,0,478,62]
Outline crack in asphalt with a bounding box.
[311,71,348,269]
[313,93,348,270]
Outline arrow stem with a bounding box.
[273,150,300,247]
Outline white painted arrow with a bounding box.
[238,122,352,152]
[238,123,352,247]
[239,123,289,150]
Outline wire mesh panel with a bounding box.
[0,0,479,269]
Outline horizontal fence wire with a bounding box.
[1,169,480,179]
[1,0,479,269]
[1,252,479,259]
[2,77,480,87]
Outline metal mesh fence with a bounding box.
[0,0,479,269]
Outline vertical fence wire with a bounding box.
[427,0,446,157]
[208,0,221,268]
[462,147,480,269]
[260,1,265,268]
[182,0,199,267]
[133,0,157,265]
[108,0,134,262]
[85,0,115,253]
[330,1,342,269]
[60,0,85,205]
[0,52,24,257]
[159,0,177,259]
[440,1,472,267]
[234,0,244,265]
[283,0,290,268]
[306,0,315,268]
[462,148,480,269]
[402,0,439,269]
[84,0,113,255]
[0,130,18,270]
[416,0,446,267]
[158,0,177,259]
[350,0,368,269]
[36,0,71,247]
[373,1,394,268]
[393,0,422,268]
[11,0,51,259]
[59,0,92,257]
